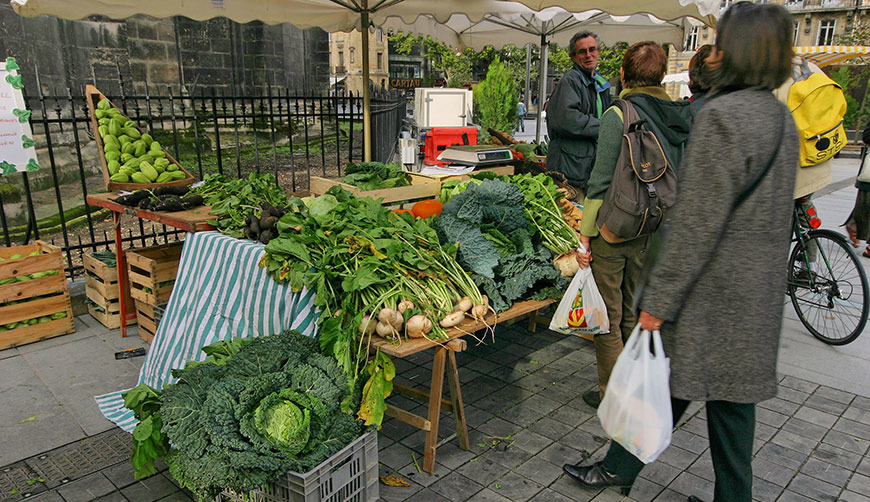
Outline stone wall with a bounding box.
[0,4,330,96]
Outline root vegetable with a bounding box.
[397,300,415,313]
[471,304,488,320]
[359,315,376,336]
[454,296,473,313]
[375,322,395,338]
[405,315,432,338]
[378,308,398,325]
[554,252,580,277]
[390,310,404,329]
[439,311,465,328]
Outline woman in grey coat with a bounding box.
[562,3,800,501]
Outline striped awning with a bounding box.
[794,46,870,67]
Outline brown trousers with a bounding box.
[589,236,647,395]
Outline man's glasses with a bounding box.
[575,47,599,56]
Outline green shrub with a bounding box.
[0,183,21,204]
[473,57,518,140]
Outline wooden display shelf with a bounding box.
[369,299,555,474]
[126,242,183,306]
[87,192,216,233]
[85,84,196,191]
[0,241,75,350]
[309,172,441,205]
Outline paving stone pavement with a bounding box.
[1,157,869,501]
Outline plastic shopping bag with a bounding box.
[597,325,672,463]
[548,247,609,336]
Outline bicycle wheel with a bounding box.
[787,229,869,345]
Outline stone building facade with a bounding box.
[0,3,330,96]
[329,29,390,95]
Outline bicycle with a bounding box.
[787,198,870,345]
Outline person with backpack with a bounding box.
[573,41,694,410]
[563,3,799,500]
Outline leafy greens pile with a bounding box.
[190,173,290,238]
[123,331,364,501]
[341,161,410,191]
[260,187,487,426]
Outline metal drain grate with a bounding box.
[23,428,132,489]
[0,462,46,502]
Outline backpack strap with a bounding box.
[734,107,786,209]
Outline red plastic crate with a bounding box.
[422,126,478,166]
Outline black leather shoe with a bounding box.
[582,389,601,409]
[562,461,632,495]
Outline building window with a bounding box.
[793,22,800,45]
[377,29,383,42]
[719,0,732,9]
[818,19,835,45]
[339,51,344,67]
[350,48,355,64]
[377,52,383,69]
[685,26,699,51]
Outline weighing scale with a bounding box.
[435,145,514,167]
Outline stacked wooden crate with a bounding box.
[0,242,75,350]
[84,251,136,329]
[126,242,183,343]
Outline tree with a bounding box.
[547,41,627,80]
[388,32,475,87]
[834,23,870,131]
[473,57,519,139]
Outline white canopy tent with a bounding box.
[10,0,720,159]
[794,46,870,67]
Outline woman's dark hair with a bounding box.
[688,44,714,94]
[711,1,793,91]
[622,41,667,89]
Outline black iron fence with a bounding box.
[0,83,406,278]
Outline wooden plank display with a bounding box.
[84,253,136,330]
[85,84,195,191]
[0,241,75,349]
[309,172,441,205]
[126,242,183,307]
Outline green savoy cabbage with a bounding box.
[158,331,363,501]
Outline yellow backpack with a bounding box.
[787,61,847,167]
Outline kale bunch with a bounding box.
[157,331,363,500]
[341,161,409,191]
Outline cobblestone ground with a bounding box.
[3,321,869,502]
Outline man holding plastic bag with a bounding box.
[562,3,799,501]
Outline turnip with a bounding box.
[390,310,404,329]
[378,308,398,325]
[471,295,490,320]
[453,296,473,313]
[405,315,432,338]
[553,252,579,277]
[359,315,376,336]
[397,300,415,313]
[375,322,395,338]
[439,311,465,328]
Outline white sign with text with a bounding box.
[0,57,39,175]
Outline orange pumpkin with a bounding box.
[412,200,443,219]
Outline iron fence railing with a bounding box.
[0,82,406,278]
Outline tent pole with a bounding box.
[535,33,548,144]
[524,43,531,111]
[361,0,372,162]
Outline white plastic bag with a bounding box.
[548,246,609,336]
[597,325,672,463]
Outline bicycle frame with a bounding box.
[790,202,831,291]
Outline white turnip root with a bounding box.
[453,296,473,313]
[471,295,490,320]
[390,310,404,329]
[378,308,398,325]
[397,300,415,313]
[439,311,465,328]
[359,315,376,336]
[405,315,432,338]
[553,252,580,277]
[375,322,395,338]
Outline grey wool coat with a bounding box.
[639,89,799,403]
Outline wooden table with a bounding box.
[86,192,216,337]
[371,299,555,474]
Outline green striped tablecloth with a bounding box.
[96,231,318,431]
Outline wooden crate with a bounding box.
[85,84,196,191]
[84,253,136,330]
[309,173,441,205]
[134,300,164,344]
[0,242,75,350]
[126,242,183,306]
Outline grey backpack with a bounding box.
[596,99,677,243]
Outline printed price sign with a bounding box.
[0,57,38,175]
